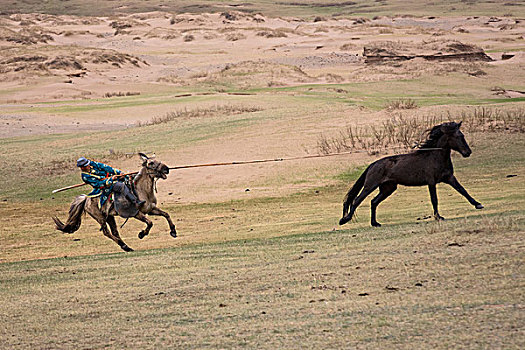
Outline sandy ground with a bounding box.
[1,11,524,202]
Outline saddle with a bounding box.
[108,180,140,218]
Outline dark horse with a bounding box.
[53,153,177,251]
[339,121,483,227]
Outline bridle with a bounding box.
[142,161,168,193]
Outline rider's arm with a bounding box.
[90,160,122,176]
[81,172,115,189]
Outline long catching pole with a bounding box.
[168,151,356,170]
[51,171,139,194]
[51,151,356,194]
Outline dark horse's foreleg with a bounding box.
[88,210,133,252]
[136,212,153,239]
[370,182,397,227]
[446,176,484,209]
[149,207,177,238]
[339,184,379,225]
[428,184,444,221]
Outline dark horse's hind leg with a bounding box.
[340,184,379,225]
[428,184,444,221]
[370,182,397,227]
[149,207,177,238]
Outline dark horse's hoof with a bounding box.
[170,228,177,238]
[121,244,134,252]
[138,230,147,239]
[339,216,350,225]
[371,222,382,227]
[475,204,484,209]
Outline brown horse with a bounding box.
[53,153,177,251]
[339,121,483,227]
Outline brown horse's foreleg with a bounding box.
[135,212,153,239]
[446,176,484,209]
[370,183,397,227]
[339,184,379,225]
[428,184,444,221]
[149,207,177,238]
[88,211,133,252]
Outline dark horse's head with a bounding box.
[420,121,471,157]
[139,153,170,179]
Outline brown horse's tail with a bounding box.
[341,166,370,218]
[53,195,87,234]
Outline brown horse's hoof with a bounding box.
[138,230,147,239]
[170,228,177,238]
[121,244,134,252]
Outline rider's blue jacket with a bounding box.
[81,160,122,206]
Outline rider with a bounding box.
[76,157,145,209]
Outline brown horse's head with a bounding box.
[440,121,471,157]
[139,153,170,179]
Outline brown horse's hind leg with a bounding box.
[148,207,177,238]
[370,182,397,227]
[106,215,134,252]
[87,206,133,252]
[135,212,153,239]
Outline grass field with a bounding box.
[1,127,524,348]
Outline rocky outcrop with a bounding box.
[364,40,493,64]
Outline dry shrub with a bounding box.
[136,105,263,127]
[317,114,440,155]
[378,28,393,34]
[226,33,246,41]
[451,106,525,133]
[340,43,358,51]
[103,92,141,98]
[317,106,525,155]
[323,73,345,83]
[384,98,418,111]
[109,19,147,30]
[88,50,146,67]
[256,29,288,38]
[0,27,53,44]
[145,28,180,39]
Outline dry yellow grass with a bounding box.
[1,3,525,348]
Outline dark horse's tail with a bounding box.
[53,195,87,234]
[339,166,370,225]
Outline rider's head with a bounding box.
[76,157,90,171]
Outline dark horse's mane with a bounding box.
[418,122,458,149]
